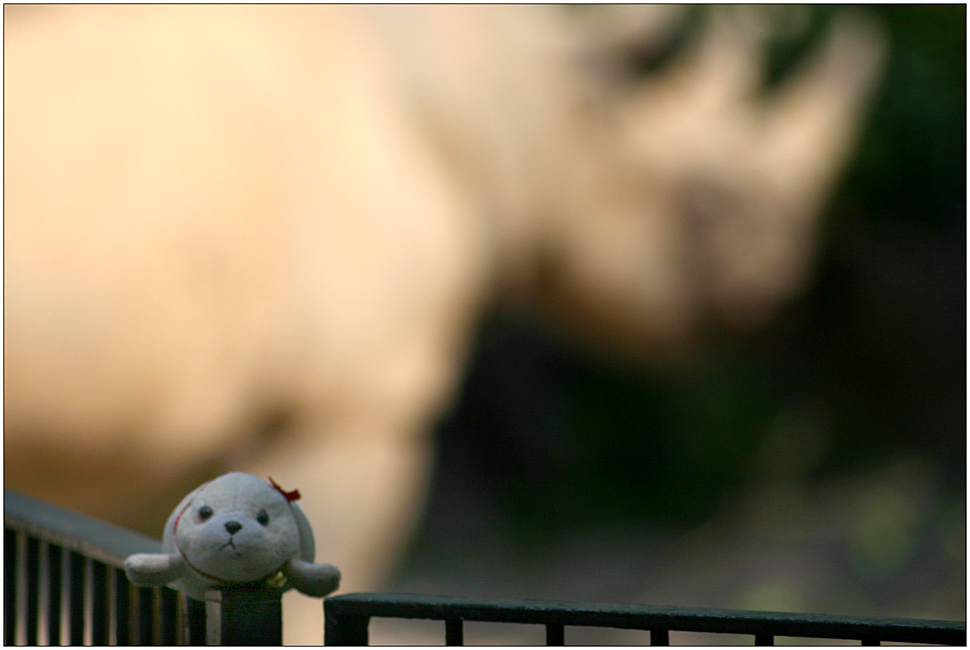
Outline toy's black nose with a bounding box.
[225,521,242,535]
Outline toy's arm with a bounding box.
[125,553,186,587]
[283,559,340,598]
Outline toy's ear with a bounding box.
[282,558,340,598]
[125,553,186,587]
[290,502,315,563]
[265,477,314,562]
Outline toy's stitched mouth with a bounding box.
[219,537,244,557]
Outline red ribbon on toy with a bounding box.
[268,477,301,502]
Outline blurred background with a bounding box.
[384,5,965,642]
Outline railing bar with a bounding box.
[4,490,161,568]
[651,628,669,646]
[174,592,187,646]
[4,529,17,646]
[13,532,28,646]
[47,544,64,646]
[160,587,180,645]
[26,536,41,646]
[114,568,131,646]
[136,586,155,645]
[186,595,207,646]
[205,586,285,645]
[152,587,165,645]
[109,571,120,646]
[324,594,965,645]
[83,556,94,646]
[323,610,371,646]
[68,551,85,646]
[59,544,72,646]
[545,622,565,645]
[126,582,140,646]
[131,584,143,647]
[37,540,51,646]
[131,586,142,645]
[92,561,110,644]
[174,592,185,646]
[107,561,118,645]
[445,618,464,646]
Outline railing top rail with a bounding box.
[4,489,161,568]
[326,592,966,645]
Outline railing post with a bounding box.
[445,618,464,645]
[67,552,85,646]
[204,586,283,645]
[26,536,41,645]
[324,600,370,646]
[185,593,207,645]
[545,622,565,645]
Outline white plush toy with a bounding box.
[125,472,340,600]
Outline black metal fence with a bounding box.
[5,489,182,644]
[3,489,282,645]
[325,592,966,646]
[6,489,966,645]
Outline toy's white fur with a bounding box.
[125,472,339,601]
[4,6,885,644]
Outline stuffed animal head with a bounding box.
[125,472,339,601]
[165,472,311,585]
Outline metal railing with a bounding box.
[325,593,966,646]
[7,489,966,646]
[4,489,281,645]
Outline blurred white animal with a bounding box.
[4,5,884,644]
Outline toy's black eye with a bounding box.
[198,505,213,520]
[256,509,270,526]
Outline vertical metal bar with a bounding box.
[135,584,150,646]
[205,592,221,646]
[106,561,118,645]
[130,586,144,645]
[47,544,64,646]
[159,586,180,645]
[25,536,41,645]
[12,531,27,646]
[205,586,283,645]
[91,560,109,644]
[112,567,131,645]
[323,609,370,645]
[175,592,186,646]
[68,552,85,646]
[545,622,565,645]
[81,557,92,645]
[152,587,165,645]
[37,541,51,645]
[136,586,156,645]
[651,628,669,646]
[36,540,48,646]
[185,596,207,646]
[755,633,774,645]
[60,548,72,646]
[445,618,464,646]
[126,584,139,645]
[4,529,16,646]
